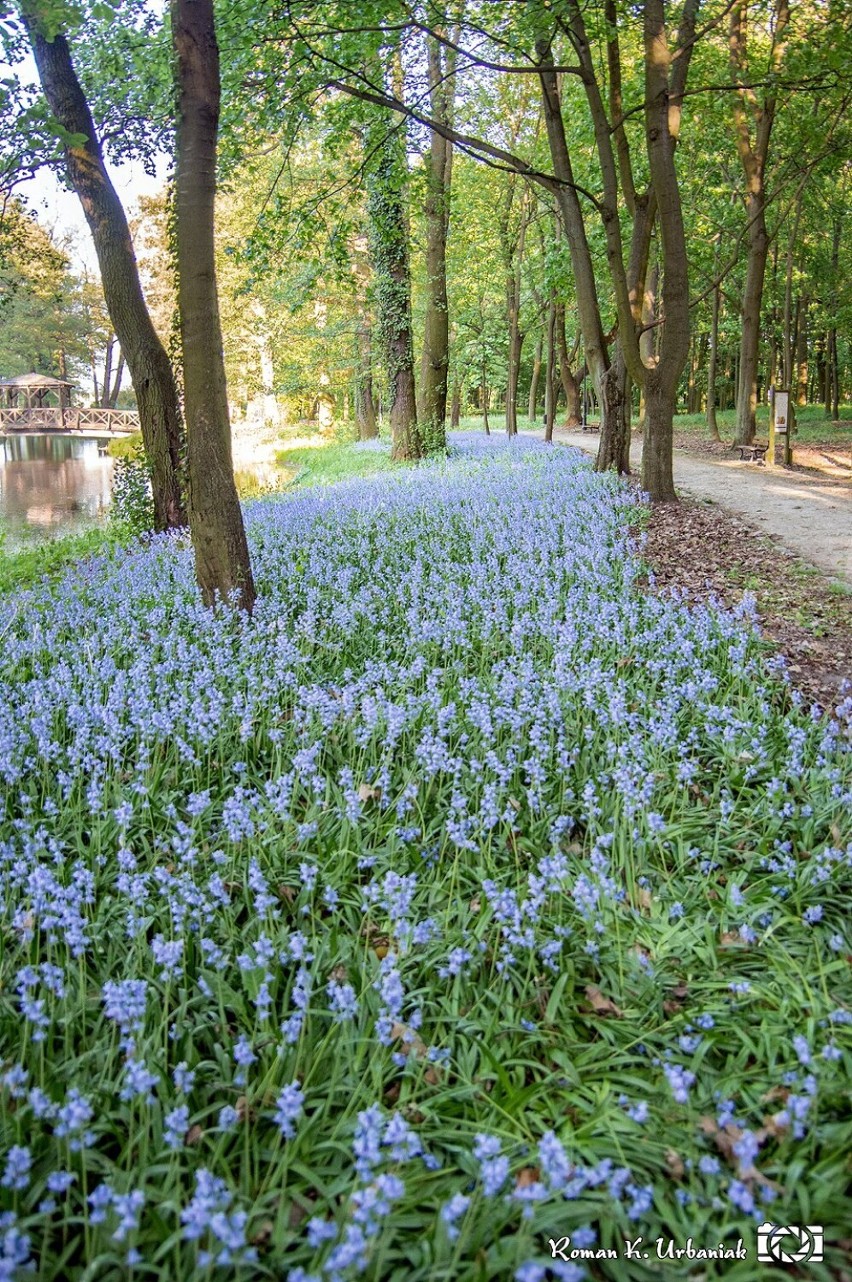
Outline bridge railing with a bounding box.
[0,407,141,433]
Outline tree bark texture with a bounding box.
[171,0,256,611]
[544,296,556,442]
[556,305,582,426]
[826,217,841,418]
[640,0,695,500]
[21,5,186,530]
[528,334,542,422]
[450,379,461,428]
[498,183,527,437]
[355,319,378,439]
[559,0,698,497]
[367,112,420,460]
[419,33,456,452]
[706,282,721,440]
[506,261,524,436]
[730,0,788,444]
[596,346,631,473]
[349,231,378,439]
[537,50,612,436]
[795,297,809,407]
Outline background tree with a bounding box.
[18,0,186,529]
[0,198,88,376]
[171,0,255,611]
[366,93,420,460]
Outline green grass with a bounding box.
[457,405,852,448]
[106,432,144,460]
[673,404,852,446]
[276,435,400,486]
[0,525,120,594]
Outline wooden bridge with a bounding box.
[0,407,140,436]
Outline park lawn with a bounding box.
[459,407,852,450]
[671,405,852,449]
[0,433,849,1281]
[0,526,125,596]
[276,435,399,487]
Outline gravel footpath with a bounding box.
[553,429,852,586]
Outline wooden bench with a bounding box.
[737,443,767,463]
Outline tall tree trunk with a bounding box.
[640,0,694,501]
[172,0,255,611]
[687,335,698,413]
[528,333,542,422]
[556,304,581,425]
[102,337,113,410]
[503,207,527,437]
[781,188,804,388]
[826,216,841,418]
[544,296,556,442]
[22,6,186,530]
[481,366,489,435]
[450,379,461,428]
[355,320,378,439]
[597,346,631,473]
[642,367,677,501]
[823,327,833,418]
[419,33,456,452]
[367,104,419,460]
[735,211,770,443]
[537,51,613,441]
[706,281,721,440]
[90,354,100,409]
[506,267,524,436]
[552,0,698,497]
[730,0,788,445]
[794,296,808,407]
[107,352,125,408]
[350,231,377,439]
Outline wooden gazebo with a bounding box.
[0,372,74,410]
[0,372,140,437]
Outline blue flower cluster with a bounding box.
[0,434,849,1278]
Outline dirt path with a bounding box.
[554,430,852,586]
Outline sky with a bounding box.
[7,21,167,276]
[20,158,166,275]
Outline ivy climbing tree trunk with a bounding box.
[367,101,420,461]
[171,0,255,612]
[21,3,186,530]
[419,31,456,452]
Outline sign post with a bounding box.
[773,389,792,467]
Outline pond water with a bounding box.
[0,435,114,545]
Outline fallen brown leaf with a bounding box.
[584,985,624,1018]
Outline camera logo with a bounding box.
[756,1224,824,1264]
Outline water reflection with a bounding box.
[0,435,114,543]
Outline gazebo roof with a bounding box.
[0,372,75,388]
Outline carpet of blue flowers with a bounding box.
[1,434,850,1281]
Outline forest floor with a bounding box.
[555,429,852,714]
